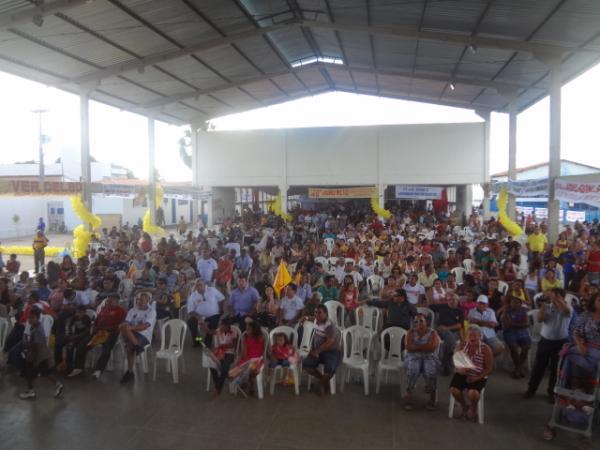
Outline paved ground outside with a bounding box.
[0,232,72,273]
[0,346,592,450]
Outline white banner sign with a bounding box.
[555,180,600,207]
[492,179,548,197]
[395,185,442,200]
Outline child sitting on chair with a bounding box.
[269,332,297,385]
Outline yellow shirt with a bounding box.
[418,272,438,288]
[527,233,547,253]
[552,239,568,258]
[541,278,561,293]
[32,236,48,251]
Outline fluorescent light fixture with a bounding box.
[449,82,456,91]
[291,56,344,68]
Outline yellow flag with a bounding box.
[273,260,292,298]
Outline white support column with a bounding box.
[507,94,518,219]
[80,90,92,211]
[190,124,199,227]
[147,117,157,225]
[547,59,562,242]
[281,130,288,214]
[475,109,492,220]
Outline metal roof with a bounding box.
[0,0,599,125]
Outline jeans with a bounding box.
[303,350,342,374]
[527,337,566,395]
[210,353,235,391]
[560,346,600,387]
[187,314,220,348]
[65,336,90,372]
[93,332,120,372]
[438,329,460,370]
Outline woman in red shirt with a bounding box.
[586,241,600,284]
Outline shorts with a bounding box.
[503,328,532,347]
[484,335,504,352]
[125,332,150,354]
[450,373,487,392]
[269,359,290,368]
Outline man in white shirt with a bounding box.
[467,295,504,356]
[404,274,426,305]
[119,291,156,384]
[187,280,225,348]
[279,284,304,325]
[196,249,218,284]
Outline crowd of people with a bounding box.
[1,203,599,434]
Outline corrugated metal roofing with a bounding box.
[0,0,598,125]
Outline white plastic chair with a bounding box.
[268,326,300,395]
[121,325,154,374]
[297,321,316,358]
[340,325,372,395]
[178,304,188,321]
[497,281,509,296]
[153,319,187,384]
[324,238,334,255]
[565,293,579,308]
[462,258,474,274]
[355,306,381,335]
[304,324,338,395]
[417,307,436,329]
[325,300,345,330]
[376,327,406,394]
[345,257,356,266]
[450,267,465,285]
[366,275,385,298]
[314,256,330,272]
[449,387,486,424]
[237,327,270,399]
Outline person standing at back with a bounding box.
[32,231,49,274]
[523,287,572,402]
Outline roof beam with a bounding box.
[302,20,588,58]
[0,0,90,31]
[137,62,533,113]
[66,22,296,86]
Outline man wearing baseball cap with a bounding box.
[467,295,504,356]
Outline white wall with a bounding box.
[0,197,47,239]
[196,123,486,187]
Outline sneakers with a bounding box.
[54,382,64,398]
[92,370,101,380]
[19,390,36,400]
[120,370,134,384]
[67,369,83,378]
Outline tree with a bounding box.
[178,128,192,169]
[12,214,20,238]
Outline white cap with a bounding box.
[482,246,490,252]
[477,295,489,304]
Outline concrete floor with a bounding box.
[0,347,592,450]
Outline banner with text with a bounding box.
[395,185,442,200]
[491,179,548,197]
[555,179,600,207]
[0,179,83,196]
[308,186,376,199]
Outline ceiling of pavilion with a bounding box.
[0,0,599,125]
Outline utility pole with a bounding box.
[32,109,48,185]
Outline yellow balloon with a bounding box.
[70,196,102,230]
[497,189,524,237]
[370,194,392,219]
[0,246,65,257]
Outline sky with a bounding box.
[1,61,600,182]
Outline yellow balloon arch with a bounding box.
[496,188,524,237]
[142,184,166,236]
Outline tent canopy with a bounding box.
[0,0,599,125]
